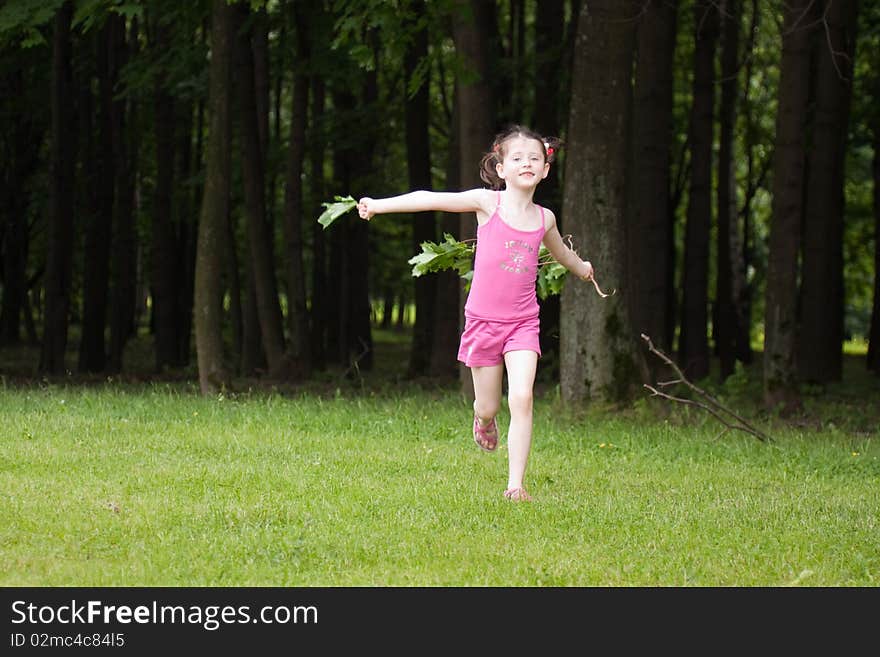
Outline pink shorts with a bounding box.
[457,316,541,367]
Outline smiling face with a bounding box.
[495,136,550,189]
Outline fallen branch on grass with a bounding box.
[640,333,771,443]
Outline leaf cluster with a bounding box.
[407,234,571,299]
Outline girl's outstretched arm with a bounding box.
[358,189,493,220]
[541,208,594,281]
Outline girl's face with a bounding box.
[495,136,549,189]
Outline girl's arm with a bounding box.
[541,209,594,281]
[358,189,493,220]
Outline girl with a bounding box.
[357,125,594,502]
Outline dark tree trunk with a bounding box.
[182,93,206,367]
[560,0,647,402]
[534,0,565,378]
[79,21,118,373]
[309,74,328,371]
[869,106,880,374]
[736,0,764,367]
[252,6,270,162]
[175,99,195,368]
[233,3,286,376]
[151,19,180,372]
[240,275,264,374]
[679,0,719,381]
[452,0,495,397]
[194,0,234,394]
[715,0,745,381]
[281,3,311,377]
[764,0,816,412]
[404,7,437,378]
[40,1,76,375]
[109,15,138,373]
[0,67,42,346]
[331,85,374,373]
[628,0,678,366]
[224,206,243,371]
[798,0,859,383]
[429,90,461,380]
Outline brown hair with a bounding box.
[478,124,562,190]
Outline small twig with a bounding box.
[641,334,771,442]
[340,337,371,385]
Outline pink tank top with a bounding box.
[464,193,546,322]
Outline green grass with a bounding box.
[2,360,879,586]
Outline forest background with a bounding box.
[1,0,878,414]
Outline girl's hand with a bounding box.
[580,260,594,282]
[357,197,375,221]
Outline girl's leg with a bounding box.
[503,350,538,491]
[471,364,504,426]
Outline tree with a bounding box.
[560,0,647,403]
[404,3,437,378]
[233,2,286,377]
[798,0,860,383]
[0,44,44,346]
[150,10,182,372]
[451,0,495,397]
[40,1,76,375]
[108,15,139,373]
[764,0,816,411]
[627,0,678,366]
[194,0,234,394]
[281,2,311,377]
[679,0,719,381]
[715,0,747,381]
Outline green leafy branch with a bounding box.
[317,195,358,230]
[408,233,595,300]
[316,198,613,299]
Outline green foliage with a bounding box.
[407,233,474,280]
[535,254,568,299]
[317,195,358,230]
[0,0,64,47]
[408,235,572,299]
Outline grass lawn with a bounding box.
[1,330,878,586]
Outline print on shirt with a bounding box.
[500,239,534,274]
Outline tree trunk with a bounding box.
[679,0,719,381]
[109,15,138,373]
[194,0,234,394]
[40,1,76,375]
[736,0,763,367]
[868,104,880,374]
[0,67,42,346]
[798,0,859,383]
[309,74,328,371]
[430,90,462,380]
[175,99,195,367]
[764,0,816,411]
[560,0,647,403]
[452,0,495,399]
[628,0,678,366]
[534,0,566,378]
[281,2,311,377]
[404,7,437,378]
[79,21,117,373]
[335,84,375,373]
[715,0,745,381]
[233,3,286,376]
[151,18,180,373]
